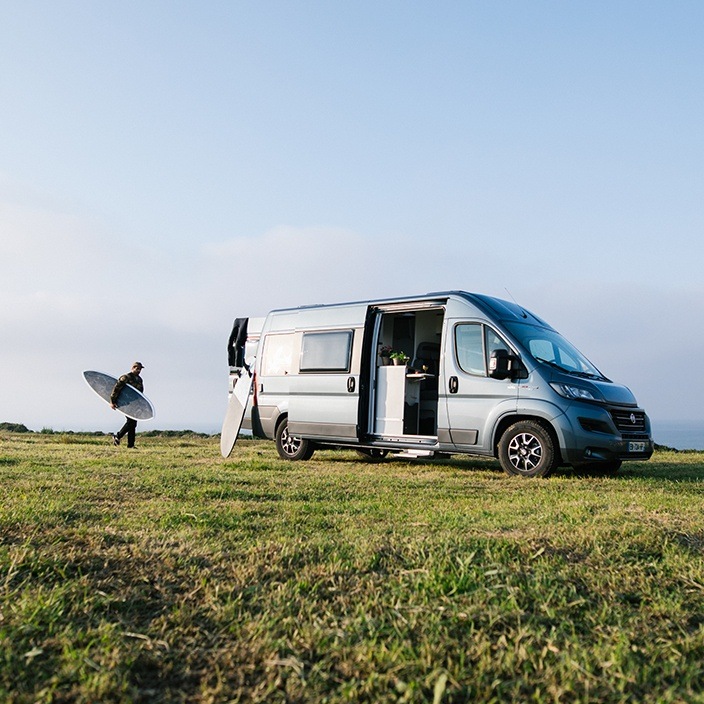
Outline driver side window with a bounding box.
[456,324,512,377]
[485,328,507,361]
[455,324,485,375]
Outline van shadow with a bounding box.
[610,459,704,483]
[315,448,502,475]
[313,449,704,483]
[551,457,704,483]
[437,458,704,482]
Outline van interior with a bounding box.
[373,308,445,439]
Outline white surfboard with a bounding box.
[220,368,253,458]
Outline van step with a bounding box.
[393,449,436,459]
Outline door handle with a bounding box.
[347,377,356,393]
[449,376,459,394]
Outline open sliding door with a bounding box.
[365,302,446,442]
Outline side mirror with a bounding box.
[489,349,526,380]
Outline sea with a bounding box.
[651,420,704,451]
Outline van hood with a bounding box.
[549,372,638,406]
[591,379,638,406]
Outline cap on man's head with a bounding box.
[132,361,145,369]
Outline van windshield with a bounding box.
[505,322,608,381]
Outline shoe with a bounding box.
[112,434,120,446]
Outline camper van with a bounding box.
[222,291,653,477]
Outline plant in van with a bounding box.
[390,350,410,365]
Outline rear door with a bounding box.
[442,320,519,452]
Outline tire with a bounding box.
[356,448,389,462]
[275,418,315,461]
[498,420,559,477]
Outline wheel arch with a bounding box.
[256,402,287,440]
[493,414,564,465]
[274,410,288,435]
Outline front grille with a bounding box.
[610,410,646,433]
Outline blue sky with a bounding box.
[1,1,703,435]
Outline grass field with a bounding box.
[2,432,704,703]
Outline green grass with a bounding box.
[2,432,704,703]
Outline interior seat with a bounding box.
[412,342,440,377]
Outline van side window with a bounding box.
[456,325,511,376]
[455,324,485,375]
[300,330,353,372]
[261,333,296,376]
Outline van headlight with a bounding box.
[550,383,601,401]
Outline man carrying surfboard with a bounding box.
[111,362,145,448]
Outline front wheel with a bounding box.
[275,418,315,461]
[498,420,559,477]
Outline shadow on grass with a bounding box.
[550,457,704,483]
[616,461,704,483]
[313,448,503,475]
[280,446,704,483]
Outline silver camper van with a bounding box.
[222,292,653,477]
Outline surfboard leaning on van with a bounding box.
[221,291,653,477]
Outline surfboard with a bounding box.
[83,370,155,421]
[220,368,253,458]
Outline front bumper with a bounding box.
[558,403,654,466]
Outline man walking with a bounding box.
[111,362,145,448]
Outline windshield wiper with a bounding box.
[534,357,570,373]
[569,370,609,381]
[535,357,607,381]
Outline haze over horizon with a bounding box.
[1,2,703,441]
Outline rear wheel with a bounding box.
[498,420,558,477]
[275,418,315,461]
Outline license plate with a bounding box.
[628,441,646,453]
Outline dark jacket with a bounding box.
[110,372,144,405]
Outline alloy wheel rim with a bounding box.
[507,432,543,472]
[281,427,302,456]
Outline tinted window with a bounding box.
[300,331,353,372]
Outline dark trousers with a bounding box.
[117,418,138,447]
